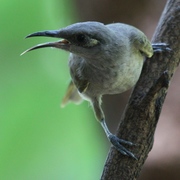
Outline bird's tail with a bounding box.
[61,81,83,107]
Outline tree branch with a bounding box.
[101,0,180,179]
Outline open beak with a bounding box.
[21,30,70,55]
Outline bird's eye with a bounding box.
[76,34,86,43]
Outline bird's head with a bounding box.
[21,21,115,58]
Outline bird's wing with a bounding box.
[61,80,83,107]
[75,76,90,93]
[129,28,153,58]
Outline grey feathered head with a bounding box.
[21,21,115,57]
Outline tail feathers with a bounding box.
[61,81,83,107]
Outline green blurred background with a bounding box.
[0,0,107,179]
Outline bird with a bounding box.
[21,21,168,159]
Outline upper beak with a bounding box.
[21,30,70,55]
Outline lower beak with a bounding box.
[21,39,70,56]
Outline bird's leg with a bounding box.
[91,97,137,159]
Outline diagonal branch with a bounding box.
[101,0,180,179]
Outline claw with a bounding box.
[152,43,172,53]
[108,134,137,160]
[100,120,137,159]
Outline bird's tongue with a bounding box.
[59,39,70,44]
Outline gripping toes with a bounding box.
[152,43,171,53]
[108,134,137,160]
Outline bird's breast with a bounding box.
[69,54,143,96]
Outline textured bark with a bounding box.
[101,0,180,179]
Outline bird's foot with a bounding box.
[152,43,171,53]
[108,134,137,160]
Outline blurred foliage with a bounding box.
[0,0,107,179]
